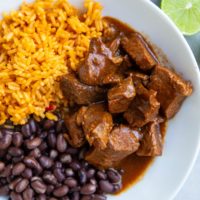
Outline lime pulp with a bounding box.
[161,0,200,35]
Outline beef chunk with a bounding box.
[124,84,160,127]
[76,107,88,126]
[108,37,121,55]
[85,125,140,168]
[78,38,123,86]
[121,55,133,69]
[60,74,106,105]
[136,121,162,156]
[108,77,136,113]
[103,22,120,42]
[64,110,86,148]
[101,73,124,86]
[121,33,158,70]
[148,65,193,119]
[128,71,149,86]
[82,104,113,149]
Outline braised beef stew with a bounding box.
[60,16,193,191]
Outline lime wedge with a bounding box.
[161,0,200,35]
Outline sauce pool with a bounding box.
[117,122,167,193]
[117,155,154,194]
[103,17,169,194]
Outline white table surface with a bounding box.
[151,0,200,200]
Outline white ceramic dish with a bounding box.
[0,0,200,200]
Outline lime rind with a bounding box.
[161,0,200,35]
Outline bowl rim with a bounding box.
[145,1,200,199]
[0,0,199,200]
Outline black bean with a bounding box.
[0,150,6,157]
[12,156,24,163]
[50,150,58,160]
[0,161,5,172]
[113,184,122,192]
[43,173,57,185]
[64,178,78,188]
[0,131,12,150]
[80,184,96,195]
[89,178,97,185]
[8,147,23,157]
[9,178,22,190]
[22,168,33,179]
[70,161,81,171]
[69,186,80,192]
[6,175,14,183]
[65,168,74,177]
[2,129,14,134]
[54,161,62,169]
[71,191,80,200]
[29,148,41,158]
[57,134,67,153]
[97,171,107,180]
[35,127,41,135]
[66,147,78,155]
[48,133,56,148]
[49,129,56,135]
[10,191,23,200]
[61,197,70,200]
[15,178,29,193]
[6,153,12,161]
[78,170,87,184]
[53,185,69,197]
[37,194,47,200]
[26,137,42,149]
[31,180,47,194]
[53,168,65,182]
[81,161,89,168]
[40,131,48,139]
[0,164,12,177]
[99,180,114,194]
[29,118,37,133]
[38,142,48,152]
[39,156,53,169]
[0,117,122,200]
[21,124,31,138]
[60,154,72,164]
[13,132,23,147]
[56,120,64,133]
[81,196,92,200]
[0,185,9,195]
[46,185,55,195]
[31,176,42,182]
[107,169,121,184]
[87,169,96,179]
[12,163,25,176]
[24,156,42,174]
[43,119,55,130]
[92,194,107,200]
[0,177,7,185]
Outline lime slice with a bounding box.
[161,0,200,35]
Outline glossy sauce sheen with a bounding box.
[117,155,153,193]
[103,17,168,193]
[103,16,159,63]
[117,122,167,193]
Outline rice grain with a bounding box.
[0,0,104,125]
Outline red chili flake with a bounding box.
[46,104,56,111]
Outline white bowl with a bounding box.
[0,0,200,200]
